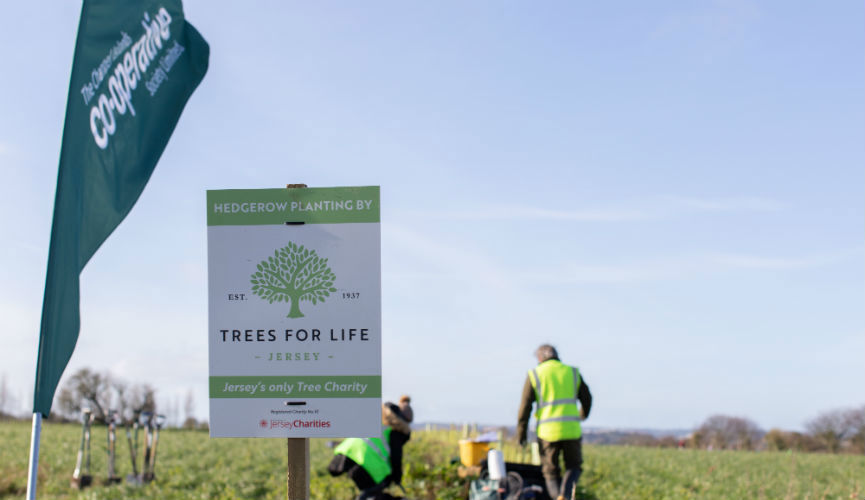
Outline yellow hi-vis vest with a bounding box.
[529,359,582,441]
[333,427,392,483]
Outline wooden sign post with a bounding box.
[286,437,310,499]
[285,184,309,500]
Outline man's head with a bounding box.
[398,394,413,423]
[535,344,559,363]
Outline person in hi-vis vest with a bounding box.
[517,345,592,500]
[328,396,413,500]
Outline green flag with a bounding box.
[33,0,209,416]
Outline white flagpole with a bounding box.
[26,412,42,500]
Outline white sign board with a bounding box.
[206,186,381,438]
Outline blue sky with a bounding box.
[1,1,862,432]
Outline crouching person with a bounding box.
[328,396,414,500]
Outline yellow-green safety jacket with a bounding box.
[333,427,392,483]
[529,359,582,441]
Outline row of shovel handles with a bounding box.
[72,409,166,484]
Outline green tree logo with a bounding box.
[250,242,337,318]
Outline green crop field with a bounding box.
[1,420,863,499]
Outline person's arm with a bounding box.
[577,376,592,420]
[516,376,535,445]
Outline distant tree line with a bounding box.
[616,408,865,455]
[53,367,204,430]
[55,367,154,423]
[689,415,764,451]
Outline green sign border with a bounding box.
[210,375,381,399]
[207,186,380,226]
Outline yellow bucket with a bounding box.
[458,440,490,467]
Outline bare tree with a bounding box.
[124,383,157,421]
[844,406,865,454]
[0,373,10,417]
[696,415,763,450]
[183,389,197,429]
[729,417,763,450]
[111,378,129,420]
[805,409,849,453]
[56,368,112,422]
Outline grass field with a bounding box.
[1,420,863,499]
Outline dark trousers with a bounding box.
[538,438,582,500]
[328,454,377,490]
[328,454,395,499]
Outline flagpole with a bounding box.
[26,412,42,500]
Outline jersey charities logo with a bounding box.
[250,242,337,318]
[266,419,333,430]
